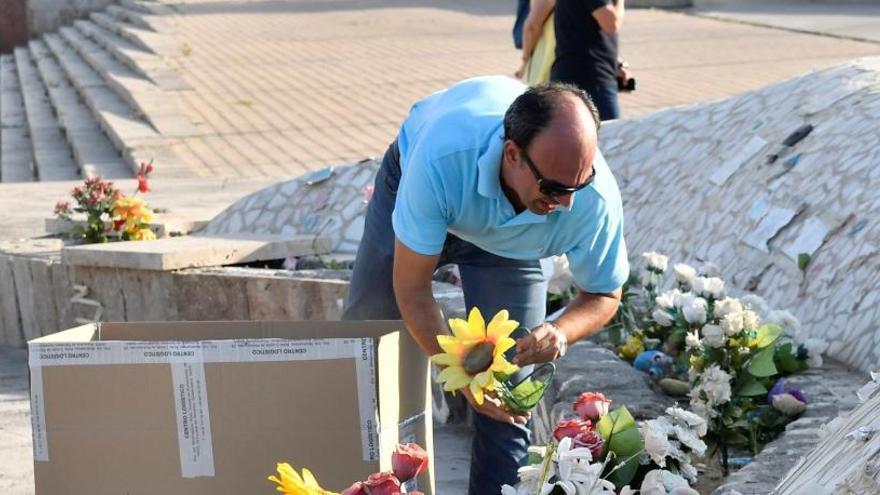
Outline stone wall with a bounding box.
[26,0,116,37]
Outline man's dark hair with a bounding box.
[503,82,601,150]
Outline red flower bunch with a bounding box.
[573,391,612,421]
[340,443,430,495]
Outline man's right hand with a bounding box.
[461,387,529,425]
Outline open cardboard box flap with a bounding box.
[29,320,434,494]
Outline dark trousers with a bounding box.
[342,140,548,493]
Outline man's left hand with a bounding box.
[513,322,566,365]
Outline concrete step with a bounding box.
[119,0,176,17]
[29,40,130,179]
[76,16,190,91]
[13,47,79,181]
[105,4,173,34]
[0,55,34,183]
[42,32,193,178]
[68,22,199,139]
[90,11,178,57]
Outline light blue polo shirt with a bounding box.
[392,76,629,294]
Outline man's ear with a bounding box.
[503,140,521,167]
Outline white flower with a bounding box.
[642,252,669,272]
[641,469,695,495]
[679,461,699,483]
[714,297,743,318]
[806,353,823,368]
[673,291,695,309]
[656,289,678,309]
[653,307,674,327]
[689,397,715,420]
[802,338,828,368]
[772,393,807,416]
[698,365,733,405]
[555,436,594,480]
[673,263,697,286]
[691,276,724,299]
[665,406,708,437]
[672,424,707,455]
[698,262,721,277]
[740,294,768,315]
[547,255,575,295]
[741,309,760,330]
[701,324,725,348]
[684,330,702,351]
[765,309,801,338]
[642,425,671,467]
[682,297,708,325]
[720,312,744,336]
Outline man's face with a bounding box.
[504,99,599,215]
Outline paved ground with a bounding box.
[693,0,880,43]
[1,1,879,493]
[163,0,880,178]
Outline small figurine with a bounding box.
[633,350,674,380]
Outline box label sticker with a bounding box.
[29,365,48,462]
[355,338,379,461]
[171,361,215,478]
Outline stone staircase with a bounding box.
[0,0,200,183]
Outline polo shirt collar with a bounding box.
[477,126,505,199]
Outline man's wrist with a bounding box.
[546,321,568,358]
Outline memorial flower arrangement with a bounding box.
[268,443,429,495]
[501,393,706,494]
[610,252,827,473]
[54,161,156,243]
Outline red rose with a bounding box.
[572,429,605,461]
[573,392,612,421]
[341,481,368,495]
[136,174,150,193]
[552,418,593,441]
[391,443,429,481]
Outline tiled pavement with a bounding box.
[162,0,879,178]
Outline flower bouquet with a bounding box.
[268,443,429,495]
[53,162,156,243]
[502,392,707,494]
[431,307,554,414]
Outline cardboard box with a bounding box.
[28,321,434,494]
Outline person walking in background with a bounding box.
[513,0,530,49]
[515,0,556,86]
[552,0,625,120]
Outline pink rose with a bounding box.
[342,481,368,495]
[573,392,612,421]
[363,471,401,495]
[572,429,604,460]
[552,418,593,441]
[392,443,429,481]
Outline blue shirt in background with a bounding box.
[392,76,629,293]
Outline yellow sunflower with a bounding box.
[268,463,337,495]
[431,307,520,405]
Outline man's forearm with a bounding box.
[553,289,621,343]
[614,0,625,21]
[395,288,447,357]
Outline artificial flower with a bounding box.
[673,263,697,286]
[642,422,672,466]
[684,330,702,351]
[547,255,575,295]
[130,228,157,241]
[431,308,519,405]
[571,429,604,461]
[665,406,708,437]
[553,418,593,441]
[714,297,743,318]
[642,252,669,272]
[720,312,744,336]
[768,378,807,416]
[391,443,429,481]
[802,338,829,368]
[618,335,645,361]
[695,365,732,405]
[700,324,725,348]
[268,463,336,495]
[640,469,696,495]
[652,307,674,327]
[691,276,724,299]
[573,392,612,421]
[682,297,707,325]
[741,309,760,330]
[765,309,801,338]
[655,289,678,309]
[672,291,695,309]
[740,294,768,315]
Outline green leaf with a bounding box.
[774,342,809,374]
[747,346,778,377]
[797,253,811,271]
[754,324,783,348]
[597,406,643,488]
[737,375,768,396]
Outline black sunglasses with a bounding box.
[520,148,596,197]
